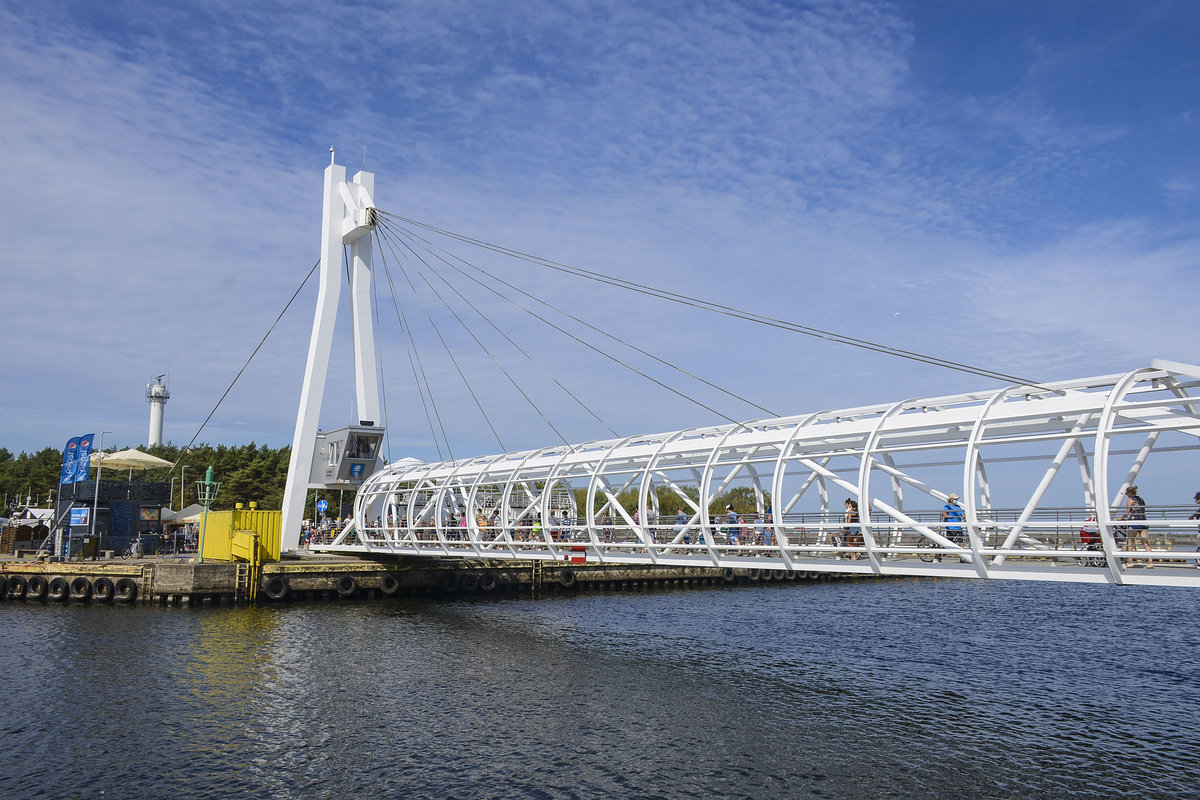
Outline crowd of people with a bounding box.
[298,489,1200,562]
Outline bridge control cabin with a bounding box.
[308,424,386,489]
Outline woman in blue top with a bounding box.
[726,506,739,546]
[674,508,689,545]
[1122,486,1153,568]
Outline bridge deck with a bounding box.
[316,532,1200,587]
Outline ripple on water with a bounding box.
[0,579,1197,799]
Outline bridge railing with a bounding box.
[337,504,1200,565]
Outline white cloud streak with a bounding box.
[0,0,1196,462]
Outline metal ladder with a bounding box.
[140,565,154,604]
[234,563,252,605]
[530,559,543,598]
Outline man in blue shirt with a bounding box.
[941,493,965,546]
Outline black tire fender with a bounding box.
[722,567,736,583]
[479,573,497,592]
[379,572,401,596]
[92,577,116,602]
[439,571,460,593]
[47,576,70,602]
[114,578,139,603]
[70,576,93,601]
[747,568,762,581]
[335,575,357,597]
[559,569,577,588]
[6,574,26,600]
[263,575,289,601]
[26,575,48,600]
[459,573,479,593]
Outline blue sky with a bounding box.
[1,0,1197,466]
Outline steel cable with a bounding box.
[378,217,747,426]
[378,226,572,445]
[373,228,452,461]
[380,211,1053,393]
[168,259,321,474]
[375,227,507,452]
[380,223,620,439]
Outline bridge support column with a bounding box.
[281,156,377,553]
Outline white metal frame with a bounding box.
[326,359,1200,586]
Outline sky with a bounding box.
[1,0,1197,475]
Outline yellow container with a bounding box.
[198,505,282,563]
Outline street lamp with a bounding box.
[195,466,220,564]
[89,431,110,558]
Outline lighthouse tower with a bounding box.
[146,374,170,446]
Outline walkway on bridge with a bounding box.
[323,360,1200,587]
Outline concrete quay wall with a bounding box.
[0,556,853,607]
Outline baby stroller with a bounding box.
[1076,517,1107,567]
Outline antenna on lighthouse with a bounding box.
[146,373,170,446]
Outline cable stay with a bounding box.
[375,231,453,462]
[418,250,621,439]
[376,228,508,453]
[376,216,745,427]
[376,222,619,438]
[369,254,392,463]
[169,258,321,474]
[382,231,574,446]
[378,218,772,428]
[380,211,1054,394]
[381,218,779,420]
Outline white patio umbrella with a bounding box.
[90,448,173,479]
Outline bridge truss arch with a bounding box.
[327,360,1200,586]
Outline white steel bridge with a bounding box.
[319,359,1200,587]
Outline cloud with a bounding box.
[962,221,1200,373]
[1162,176,1197,202]
[0,0,1196,465]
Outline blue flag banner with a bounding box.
[60,436,83,484]
[74,433,95,483]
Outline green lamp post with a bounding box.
[195,466,221,563]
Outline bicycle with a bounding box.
[157,539,186,557]
[916,537,941,563]
[915,533,963,563]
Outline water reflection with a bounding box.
[1,579,1198,798]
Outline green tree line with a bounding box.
[3,442,773,520]
[0,442,294,514]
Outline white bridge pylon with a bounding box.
[280,156,379,550]
[322,359,1200,587]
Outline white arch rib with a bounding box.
[343,362,1200,586]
